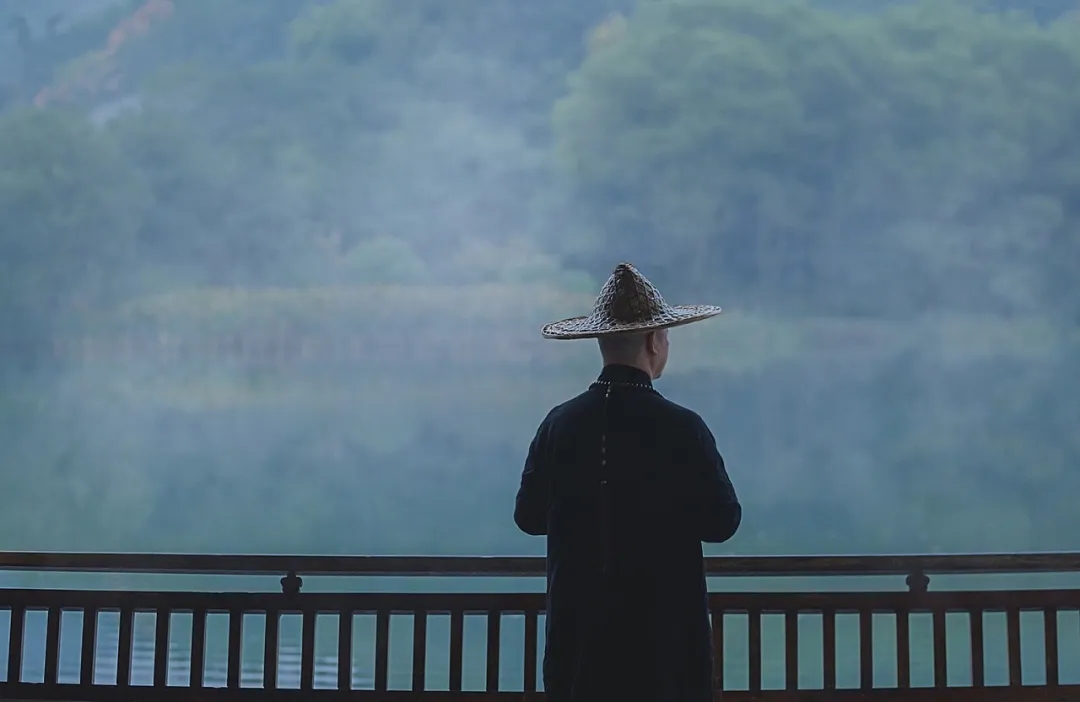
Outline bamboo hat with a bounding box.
[541,262,722,340]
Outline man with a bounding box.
[514,262,741,702]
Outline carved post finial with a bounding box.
[281,571,303,595]
[906,569,929,593]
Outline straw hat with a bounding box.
[542,262,722,340]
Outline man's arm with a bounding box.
[687,416,741,543]
[514,421,552,536]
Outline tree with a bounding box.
[0,106,148,355]
[1,0,1078,555]
[553,0,1080,317]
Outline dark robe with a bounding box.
[514,364,741,702]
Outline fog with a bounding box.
[1,0,1079,559]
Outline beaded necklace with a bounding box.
[589,379,659,394]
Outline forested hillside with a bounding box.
[1,0,1078,556]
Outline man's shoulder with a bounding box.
[653,393,709,429]
[541,391,590,424]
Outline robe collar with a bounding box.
[594,364,655,390]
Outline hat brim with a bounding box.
[541,305,722,340]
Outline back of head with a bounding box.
[598,333,647,365]
[598,328,670,379]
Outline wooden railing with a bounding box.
[1,552,1079,700]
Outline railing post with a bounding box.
[281,571,303,595]
[905,569,929,593]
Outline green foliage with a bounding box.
[122,0,313,66]
[554,0,1080,315]
[0,107,146,263]
[1,0,1079,555]
[340,237,427,283]
[0,106,148,343]
[287,0,382,65]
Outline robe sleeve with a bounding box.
[514,420,552,536]
[687,416,742,543]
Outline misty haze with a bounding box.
[2,0,1077,557]
[2,0,1080,691]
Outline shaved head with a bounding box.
[597,333,647,363]
[597,329,670,379]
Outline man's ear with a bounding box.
[645,331,658,354]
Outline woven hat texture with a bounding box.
[541,262,721,340]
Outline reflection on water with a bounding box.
[1,606,1079,690]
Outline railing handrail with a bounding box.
[0,551,1079,577]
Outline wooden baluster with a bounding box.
[486,611,501,692]
[784,610,798,691]
[748,609,762,694]
[80,608,97,686]
[412,611,427,692]
[1044,608,1059,687]
[932,608,947,688]
[263,609,279,690]
[338,611,353,692]
[859,609,873,691]
[896,608,910,689]
[970,610,984,689]
[227,609,243,689]
[43,606,61,684]
[1006,608,1021,687]
[374,609,390,692]
[449,609,464,692]
[712,609,725,692]
[523,610,538,693]
[823,609,836,691]
[6,605,24,684]
[190,608,206,688]
[300,609,316,691]
[153,609,170,689]
[116,608,133,688]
